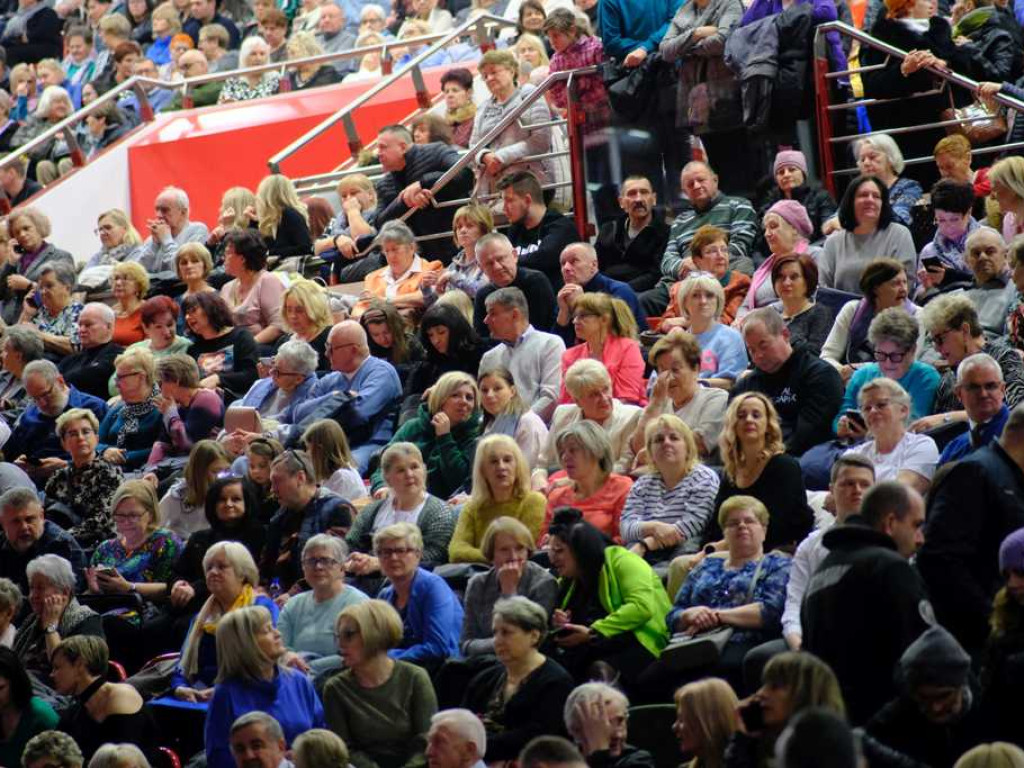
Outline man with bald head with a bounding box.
[294,321,401,473]
[554,242,644,343]
[58,303,124,400]
[165,51,224,110]
[640,161,758,316]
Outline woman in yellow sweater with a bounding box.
[448,435,546,564]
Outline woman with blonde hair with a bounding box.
[0,207,73,325]
[301,419,366,501]
[111,261,150,347]
[158,439,231,540]
[954,744,1024,768]
[343,32,385,82]
[513,33,549,72]
[315,173,380,284]
[148,2,182,66]
[286,32,341,91]
[294,730,350,768]
[207,186,257,258]
[449,434,546,563]
[674,679,740,768]
[479,367,548,468]
[175,243,216,321]
[86,209,143,267]
[255,174,313,258]
[205,605,324,768]
[707,392,812,552]
[280,278,333,370]
[990,155,1024,242]
[421,203,493,304]
[169,541,277,703]
[370,371,482,500]
[97,348,164,470]
[559,292,645,406]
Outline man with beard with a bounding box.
[595,176,670,292]
[6,359,107,481]
[553,243,646,345]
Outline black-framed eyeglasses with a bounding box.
[302,556,339,569]
[377,546,416,558]
[872,350,907,363]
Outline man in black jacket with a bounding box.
[1,0,61,66]
[58,303,124,401]
[917,403,1024,655]
[595,175,670,292]
[498,171,578,291]
[375,125,474,263]
[731,307,844,456]
[473,233,556,336]
[802,481,932,726]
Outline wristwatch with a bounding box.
[44,623,58,635]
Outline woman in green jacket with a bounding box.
[370,371,482,501]
[546,507,672,690]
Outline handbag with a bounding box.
[601,56,657,122]
[941,96,1007,145]
[661,557,766,672]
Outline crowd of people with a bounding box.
[1,0,1024,765]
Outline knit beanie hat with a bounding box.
[766,199,814,239]
[773,149,808,177]
[900,625,971,690]
[999,527,1024,573]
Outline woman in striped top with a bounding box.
[620,415,720,563]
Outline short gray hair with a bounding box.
[373,521,423,554]
[857,377,912,423]
[564,683,629,739]
[275,339,318,376]
[23,358,60,386]
[87,744,149,768]
[379,220,416,248]
[84,302,116,327]
[26,554,77,593]
[431,710,487,758]
[22,730,83,768]
[476,232,514,255]
[485,286,529,318]
[742,307,787,337]
[302,533,348,562]
[40,262,77,289]
[36,85,73,119]
[158,185,190,213]
[0,487,41,517]
[555,420,614,474]
[0,578,21,615]
[270,449,315,483]
[855,133,905,174]
[957,352,1003,386]
[493,596,548,639]
[361,2,385,19]
[3,325,45,363]
[867,307,919,351]
[231,711,285,743]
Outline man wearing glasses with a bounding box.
[938,353,1009,465]
[296,321,401,475]
[6,359,107,481]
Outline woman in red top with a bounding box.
[543,420,633,544]
[559,293,646,406]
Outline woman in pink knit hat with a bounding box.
[755,149,837,244]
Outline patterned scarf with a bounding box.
[117,398,157,449]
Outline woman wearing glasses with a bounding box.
[835,308,939,443]
[558,293,646,407]
[45,408,123,548]
[86,480,183,671]
[95,348,164,472]
[278,534,368,676]
[230,340,320,444]
[843,378,938,494]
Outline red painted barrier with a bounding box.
[127,68,453,235]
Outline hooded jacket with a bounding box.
[801,520,933,725]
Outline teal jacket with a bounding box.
[559,546,672,658]
[370,404,481,500]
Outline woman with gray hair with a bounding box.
[218,36,281,104]
[17,261,82,357]
[462,597,573,762]
[348,443,455,583]
[0,578,21,646]
[87,744,150,768]
[11,86,75,184]
[844,378,938,494]
[563,682,650,766]
[834,307,941,442]
[230,339,319,438]
[12,554,103,687]
[354,220,444,317]
[278,533,368,675]
[543,420,633,545]
[0,207,73,326]
[852,134,923,228]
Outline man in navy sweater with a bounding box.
[553,242,646,344]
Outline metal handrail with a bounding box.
[0,27,474,183]
[812,20,1024,196]
[267,13,518,173]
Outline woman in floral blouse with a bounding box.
[44,408,123,549]
[18,261,82,358]
[665,495,792,692]
[218,37,281,104]
[87,480,183,670]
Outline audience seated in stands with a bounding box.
[158,440,230,541]
[19,262,81,359]
[478,368,550,468]
[360,299,425,389]
[478,285,563,421]
[554,242,645,346]
[733,307,844,455]
[421,204,493,307]
[220,228,286,347]
[738,200,815,321]
[217,37,277,102]
[354,221,442,318]
[85,210,143,269]
[768,254,832,356]
[184,291,260,402]
[669,274,749,388]
[150,355,224,464]
[0,325,45,426]
[450,435,545,564]
[96,348,164,471]
[595,175,670,292]
[138,186,210,274]
[0,646,57,767]
[475,233,557,336]
[315,173,381,284]
[59,302,123,401]
[0,488,86,596]
[0,209,73,327]
[116,297,193,393]
[960,227,1017,337]
[323,598,438,768]
[939,353,1010,465]
[757,149,837,244]
[231,340,318,440]
[850,134,923,228]
[406,303,488,400]
[499,171,578,290]
[254,174,313,258]
[641,161,758,316]
[916,180,978,301]
[818,176,917,295]
[287,32,342,90]
[300,419,367,501]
